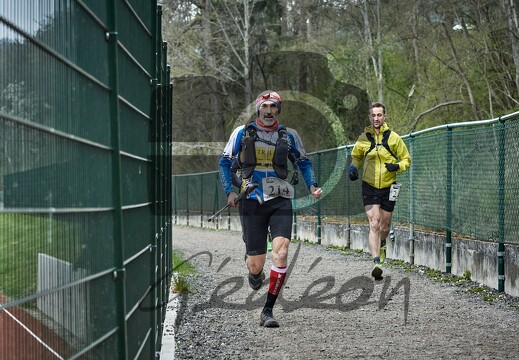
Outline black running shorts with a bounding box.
[362,181,396,212]
[239,196,292,256]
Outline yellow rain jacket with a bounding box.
[350,123,411,189]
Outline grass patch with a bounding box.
[440,270,471,283]
[419,267,472,284]
[294,238,319,246]
[172,250,196,293]
[173,251,196,274]
[467,287,485,294]
[423,268,442,280]
[326,244,357,255]
[386,259,406,266]
[173,275,190,293]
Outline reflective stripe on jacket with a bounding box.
[350,123,411,189]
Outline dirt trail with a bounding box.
[172,225,519,360]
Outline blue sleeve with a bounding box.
[297,158,317,189]
[219,127,245,196]
[287,130,317,189]
[218,155,234,196]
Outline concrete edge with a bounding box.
[160,273,178,359]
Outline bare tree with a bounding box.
[502,0,519,96]
[362,0,383,101]
[210,0,259,103]
[408,100,465,133]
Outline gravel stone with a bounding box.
[172,225,519,359]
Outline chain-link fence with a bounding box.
[173,112,519,246]
[1,1,171,359]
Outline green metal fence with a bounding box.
[173,111,519,288]
[1,1,171,359]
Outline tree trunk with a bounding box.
[201,0,225,141]
[242,0,252,104]
[375,0,383,102]
[363,0,383,102]
[441,21,480,120]
[503,0,519,97]
[280,0,288,37]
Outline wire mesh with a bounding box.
[173,115,519,246]
[1,1,171,359]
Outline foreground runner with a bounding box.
[218,90,322,327]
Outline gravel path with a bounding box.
[172,225,519,360]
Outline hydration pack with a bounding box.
[238,124,295,181]
[366,130,398,160]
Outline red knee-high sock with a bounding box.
[268,265,287,296]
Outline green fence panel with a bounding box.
[1,1,171,359]
[174,113,519,247]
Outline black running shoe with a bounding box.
[371,263,383,280]
[260,308,279,328]
[248,271,265,290]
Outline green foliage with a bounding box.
[463,270,471,281]
[326,244,357,255]
[466,285,498,302]
[172,251,196,294]
[164,0,519,147]
[386,259,406,266]
[467,286,485,294]
[173,250,196,275]
[173,275,190,293]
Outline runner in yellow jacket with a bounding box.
[349,102,411,280]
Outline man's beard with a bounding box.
[262,117,275,126]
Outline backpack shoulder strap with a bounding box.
[366,132,377,154]
[365,130,398,160]
[277,125,297,163]
[381,130,398,160]
[239,124,258,179]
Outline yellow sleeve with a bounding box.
[394,137,411,173]
[350,135,367,169]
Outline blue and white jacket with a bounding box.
[218,122,317,202]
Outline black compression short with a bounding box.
[239,196,292,256]
[361,181,396,212]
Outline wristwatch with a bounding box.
[312,182,319,188]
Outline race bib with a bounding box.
[389,183,401,201]
[262,177,294,201]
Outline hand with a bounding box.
[348,165,359,181]
[310,185,322,199]
[385,163,399,172]
[227,192,238,207]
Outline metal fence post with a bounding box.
[215,173,220,230]
[498,117,506,292]
[174,178,178,225]
[446,127,452,273]
[345,147,351,248]
[200,175,204,227]
[317,152,322,245]
[408,135,415,265]
[186,176,190,226]
[106,1,128,357]
[293,187,298,240]
[152,4,165,357]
